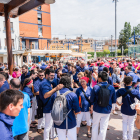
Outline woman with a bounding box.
[76,77,92,138]
[84,70,92,87]
[77,72,84,87]
[22,78,35,128]
[12,68,21,78]
[91,67,98,88]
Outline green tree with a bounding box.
[124,49,128,55]
[103,50,110,57]
[117,49,121,54]
[119,22,131,51]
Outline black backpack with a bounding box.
[97,84,110,107]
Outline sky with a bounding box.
[51,0,140,40]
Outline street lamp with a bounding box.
[113,0,118,57]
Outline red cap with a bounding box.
[81,77,89,83]
[90,63,95,67]
[99,62,104,66]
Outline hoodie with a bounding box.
[0,112,15,140]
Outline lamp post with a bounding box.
[113,0,118,57]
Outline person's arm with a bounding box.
[135,104,140,129]
[35,91,39,95]
[28,108,30,124]
[44,84,64,99]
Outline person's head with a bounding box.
[84,70,90,77]
[59,76,71,88]
[110,62,114,68]
[98,71,108,83]
[103,67,109,74]
[0,89,24,117]
[57,69,62,78]
[14,68,19,73]
[30,70,37,80]
[113,63,116,69]
[45,69,55,82]
[72,66,77,74]
[59,62,63,69]
[22,65,28,74]
[113,68,120,75]
[38,70,45,80]
[80,61,85,68]
[23,78,33,88]
[129,62,132,67]
[124,76,133,86]
[77,72,84,81]
[68,63,71,71]
[10,78,20,90]
[125,66,131,74]
[80,77,89,88]
[93,66,98,74]
[0,74,5,88]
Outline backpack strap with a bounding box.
[122,88,134,98]
[63,90,71,96]
[106,84,110,88]
[56,90,60,96]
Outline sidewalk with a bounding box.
[29,111,140,140]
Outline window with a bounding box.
[3,22,13,32]
[38,27,42,37]
[12,39,15,49]
[22,40,26,50]
[37,6,41,10]
[38,13,42,24]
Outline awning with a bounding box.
[71,45,79,49]
[70,52,92,57]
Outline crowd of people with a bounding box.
[0,58,140,140]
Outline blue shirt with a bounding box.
[116,86,140,116]
[109,67,113,75]
[12,91,30,137]
[40,64,47,70]
[0,112,15,140]
[51,88,80,129]
[0,80,9,93]
[23,86,33,100]
[34,78,46,100]
[51,78,58,88]
[108,76,113,85]
[98,66,105,72]
[73,72,79,84]
[76,86,92,112]
[21,72,30,85]
[39,79,53,113]
[76,66,89,73]
[132,66,135,73]
[90,82,116,114]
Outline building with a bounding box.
[0,16,20,63]
[50,37,95,52]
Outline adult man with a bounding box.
[124,66,140,91]
[21,65,30,86]
[34,70,46,134]
[39,69,63,140]
[51,76,81,140]
[10,79,30,140]
[30,70,37,81]
[90,71,116,140]
[0,89,24,140]
[0,74,5,90]
[55,61,68,74]
[0,72,9,93]
[76,61,89,73]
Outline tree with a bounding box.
[119,22,131,51]
[124,49,128,55]
[117,49,121,54]
[103,50,110,57]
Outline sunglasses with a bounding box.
[39,75,44,77]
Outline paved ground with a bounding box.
[29,111,140,140]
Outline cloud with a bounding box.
[51,0,140,40]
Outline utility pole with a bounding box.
[111,35,113,56]
[81,34,82,52]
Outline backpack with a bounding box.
[51,90,71,126]
[97,84,110,107]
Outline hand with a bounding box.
[116,101,123,106]
[135,104,140,114]
[74,111,81,115]
[90,108,93,114]
[56,84,64,91]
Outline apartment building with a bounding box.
[0,16,20,63]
